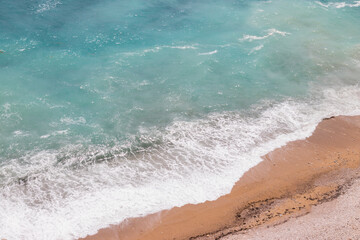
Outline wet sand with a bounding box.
[81,115,360,240]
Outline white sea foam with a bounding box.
[249,44,264,55]
[123,44,198,56]
[60,117,87,125]
[316,0,360,8]
[36,0,62,13]
[0,103,22,124]
[240,29,289,42]
[198,50,218,55]
[169,45,198,50]
[1,83,360,240]
[13,130,29,137]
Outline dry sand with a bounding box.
[81,115,360,240]
[224,175,360,240]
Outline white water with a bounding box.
[1,84,360,240]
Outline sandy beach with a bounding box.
[223,175,360,240]
[81,115,360,240]
[3,1,360,239]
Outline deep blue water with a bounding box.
[1,0,360,239]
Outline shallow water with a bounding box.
[1,0,360,239]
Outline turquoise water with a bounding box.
[1,0,360,239]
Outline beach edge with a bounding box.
[81,115,360,240]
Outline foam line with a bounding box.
[1,84,360,240]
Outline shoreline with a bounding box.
[81,115,360,240]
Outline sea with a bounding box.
[1,0,360,239]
